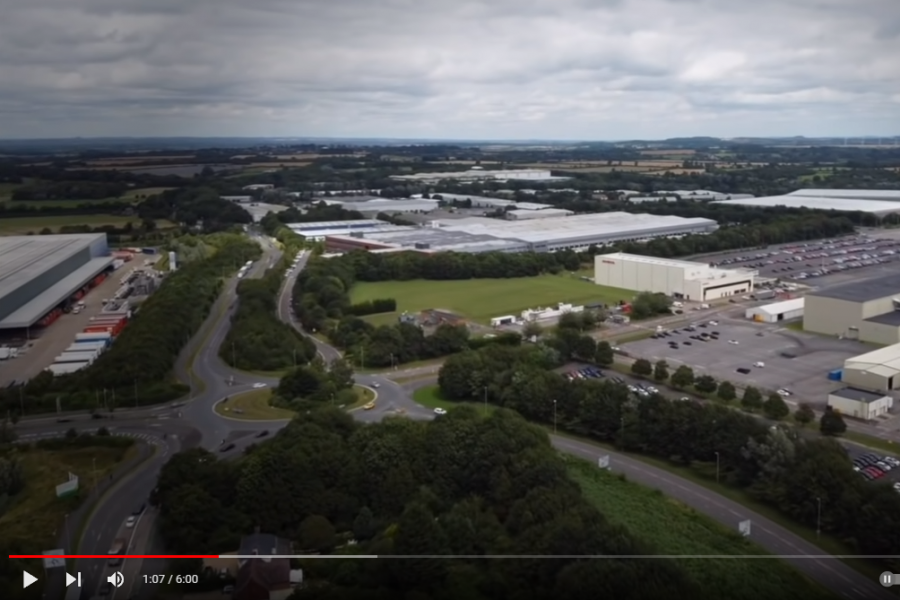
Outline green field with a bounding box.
[568,459,838,600]
[121,186,175,199]
[0,215,145,234]
[413,385,495,415]
[349,274,633,324]
[3,199,124,208]
[215,385,376,420]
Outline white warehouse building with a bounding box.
[745,298,804,323]
[594,252,755,301]
[827,387,893,420]
[842,344,900,390]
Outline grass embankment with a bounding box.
[216,385,375,420]
[350,274,634,324]
[568,458,838,600]
[413,385,495,415]
[0,445,138,550]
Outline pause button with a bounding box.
[881,572,896,587]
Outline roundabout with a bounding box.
[213,384,378,422]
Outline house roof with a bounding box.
[236,559,291,599]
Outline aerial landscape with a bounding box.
[0,1,899,600]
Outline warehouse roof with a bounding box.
[756,297,805,316]
[0,256,114,329]
[788,189,900,201]
[844,343,900,374]
[808,273,900,302]
[829,387,889,403]
[0,234,104,292]
[711,195,900,214]
[507,208,573,219]
[322,199,439,213]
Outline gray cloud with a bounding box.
[1,0,898,139]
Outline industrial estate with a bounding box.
[1,139,899,600]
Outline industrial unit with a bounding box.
[594,252,754,301]
[826,387,894,419]
[315,212,719,254]
[842,344,900,390]
[745,298,805,323]
[712,188,900,215]
[505,208,574,220]
[0,234,112,330]
[803,274,900,345]
[389,168,569,183]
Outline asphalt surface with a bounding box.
[16,233,894,600]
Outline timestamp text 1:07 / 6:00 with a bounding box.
[143,574,199,585]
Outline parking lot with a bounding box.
[621,318,874,406]
[847,448,900,491]
[703,233,900,287]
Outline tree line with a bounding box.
[0,234,262,416]
[437,343,900,567]
[137,186,252,231]
[271,358,358,409]
[152,407,701,599]
[220,240,317,373]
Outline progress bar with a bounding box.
[10,554,900,559]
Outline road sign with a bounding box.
[42,549,66,569]
[739,519,751,537]
[598,455,610,470]
[23,571,37,589]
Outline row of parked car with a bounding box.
[565,367,605,380]
[853,452,900,490]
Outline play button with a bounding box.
[65,572,76,587]
[23,571,37,589]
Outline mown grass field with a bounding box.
[567,459,839,600]
[0,215,142,234]
[121,186,176,199]
[215,388,296,420]
[413,384,496,415]
[349,274,634,324]
[0,445,138,551]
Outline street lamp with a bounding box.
[483,386,488,416]
[714,451,720,484]
[816,497,822,538]
[552,399,557,433]
[620,416,626,449]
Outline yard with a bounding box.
[349,274,634,324]
[568,459,838,600]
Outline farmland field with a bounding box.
[121,186,176,199]
[3,199,123,208]
[568,459,838,600]
[0,215,170,235]
[0,182,23,199]
[348,274,635,323]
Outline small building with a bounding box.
[804,274,900,344]
[234,532,294,600]
[827,387,893,420]
[594,252,754,302]
[745,298,804,323]
[842,343,900,390]
[490,315,516,327]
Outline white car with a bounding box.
[372,383,380,388]
[125,516,136,529]
[709,321,718,326]
[753,361,765,368]
[884,456,900,467]
[433,408,447,415]
[728,340,739,345]
[777,389,792,396]
[252,383,267,389]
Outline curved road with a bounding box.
[18,239,893,600]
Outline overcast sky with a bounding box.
[2,0,899,140]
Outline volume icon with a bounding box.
[881,572,895,588]
[107,572,124,588]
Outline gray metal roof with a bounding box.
[712,195,900,214]
[0,256,114,329]
[808,273,900,303]
[789,189,900,201]
[863,311,900,326]
[829,387,888,403]
[0,234,104,292]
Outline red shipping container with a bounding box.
[84,326,114,333]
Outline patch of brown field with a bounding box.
[639,149,696,156]
[645,168,707,176]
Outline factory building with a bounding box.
[505,208,574,220]
[287,220,410,241]
[0,234,113,330]
[745,298,805,323]
[842,344,900,391]
[803,274,900,345]
[712,188,900,215]
[319,198,440,213]
[827,387,893,420]
[390,168,569,183]
[594,252,754,301]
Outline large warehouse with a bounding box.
[711,188,900,215]
[316,212,719,254]
[745,298,805,323]
[594,252,755,301]
[803,274,900,345]
[0,233,112,330]
[842,344,900,391]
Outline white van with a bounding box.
[753,361,765,368]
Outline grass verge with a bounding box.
[358,357,446,374]
[215,389,296,421]
[413,385,495,415]
[0,445,138,552]
[345,386,376,411]
[842,430,900,455]
[568,457,839,600]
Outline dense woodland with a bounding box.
[438,343,900,566]
[137,186,253,231]
[153,408,705,600]
[0,235,262,416]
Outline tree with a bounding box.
[594,341,614,366]
[631,358,652,377]
[670,365,694,389]
[522,321,543,339]
[694,374,717,394]
[740,386,763,411]
[794,403,815,426]
[391,502,449,588]
[298,515,336,553]
[653,360,669,382]
[820,406,847,436]
[763,393,790,420]
[352,506,377,541]
[717,381,736,402]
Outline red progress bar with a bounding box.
[10,555,217,559]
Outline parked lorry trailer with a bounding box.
[66,341,106,353]
[75,332,112,342]
[73,337,110,348]
[49,362,90,376]
[55,351,99,365]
